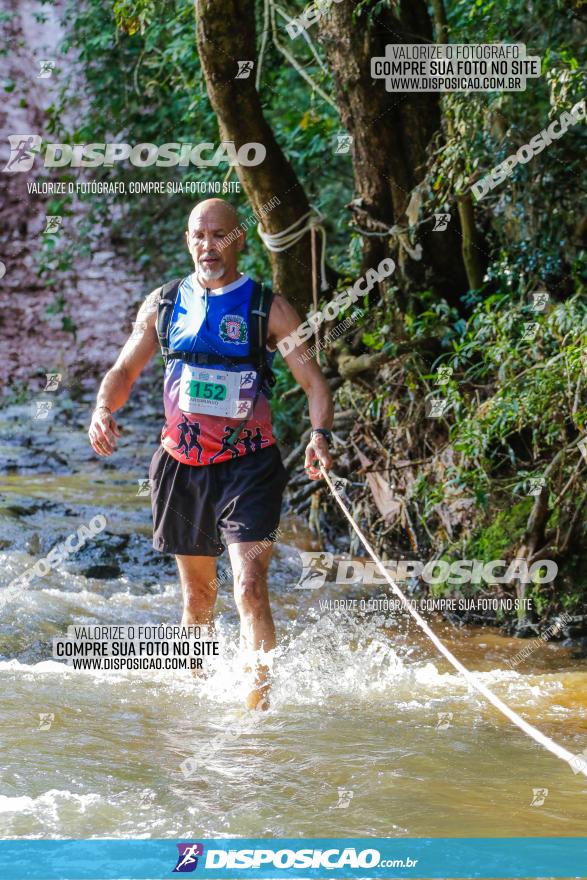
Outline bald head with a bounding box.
[187,198,240,232]
[185,198,245,288]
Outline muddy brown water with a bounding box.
[0,395,586,843]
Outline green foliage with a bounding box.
[465,500,533,561]
[42,0,586,621]
[448,294,587,472]
[402,291,586,490]
[46,0,353,288]
[426,0,587,294]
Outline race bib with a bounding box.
[178,365,257,418]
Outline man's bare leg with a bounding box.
[228,541,275,710]
[176,555,218,675]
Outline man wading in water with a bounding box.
[88,199,333,708]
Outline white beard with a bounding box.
[198,262,225,281]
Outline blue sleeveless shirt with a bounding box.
[161,273,276,466]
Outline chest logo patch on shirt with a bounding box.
[220,313,248,344]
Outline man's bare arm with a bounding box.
[88,288,161,457]
[268,295,334,480]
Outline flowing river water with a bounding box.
[0,393,586,842]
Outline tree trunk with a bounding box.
[455,190,485,291]
[431,0,485,291]
[514,487,549,620]
[318,0,469,306]
[195,0,315,312]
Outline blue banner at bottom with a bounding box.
[0,837,584,879]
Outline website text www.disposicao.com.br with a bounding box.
[200,847,417,870]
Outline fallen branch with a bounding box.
[336,337,437,380]
[288,480,323,506]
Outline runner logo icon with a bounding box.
[173,843,204,873]
[2,134,42,173]
[295,551,334,590]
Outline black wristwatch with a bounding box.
[311,428,332,444]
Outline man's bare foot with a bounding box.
[245,665,271,710]
[246,686,270,711]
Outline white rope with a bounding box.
[257,2,330,94]
[268,1,337,109]
[257,207,329,292]
[273,3,329,75]
[320,465,587,779]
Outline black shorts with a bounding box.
[149,444,289,557]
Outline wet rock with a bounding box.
[46,450,70,466]
[561,615,587,639]
[564,637,587,659]
[509,617,541,638]
[1,498,55,517]
[81,563,122,579]
[74,532,130,558]
[561,615,587,657]
[26,533,43,555]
